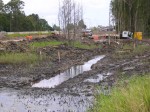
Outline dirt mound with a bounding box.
[0,40,28,53]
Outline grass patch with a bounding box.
[114,43,150,59]
[0,53,41,64]
[30,41,64,49]
[72,41,97,49]
[6,32,52,38]
[133,44,149,55]
[7,33,29,38]
[90,74,150,112]
[123,43,149,53]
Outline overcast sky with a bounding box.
[3,0,111,27]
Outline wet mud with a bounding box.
[0,37,150,112]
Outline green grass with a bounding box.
[123,43,149,53]
[72,41,97,49]
[90,74,150,112]
[6,32,52,38]
[0,53,41,64]
[114,43,150,59]
[30,40,97,50]
[133,44,150,55]
[30,41,64,49]
[7,33,29,38]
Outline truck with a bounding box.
[120,31,133,39]
[81,29,93,38]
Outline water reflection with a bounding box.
[0,90,93,112]
[84,74,104,83]
[32,55,105,88]
[84,72,112,83]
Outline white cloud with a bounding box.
[3,0,111,27]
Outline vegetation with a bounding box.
[91,74,150,112]
[7,33,29,38]
[111,0,150,36]
[0,39,97,64]
[114,42,150,59]
[59,0,86,39]
[72,41,97,49]
[0,40,65,65]
[30,41,64,49]
[0,0,53,32]
[30,40,97,50]
[0,53,40,64]
[6,32,52,38]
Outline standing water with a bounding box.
[0,55,107,112]
[32,55,105,88]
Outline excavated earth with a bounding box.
[0,37,150,112]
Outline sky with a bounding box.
[3,0,111,28]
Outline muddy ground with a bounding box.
[0,37,150,112]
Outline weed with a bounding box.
[0,53,41,64]
[6,32,52,38]
[30,41,64,49]
[114,43,150,59]
[90,74,150,112]
[72,41,97,49]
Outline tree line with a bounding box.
[110,0,150,36]
[0,0,54,32]
[58,0,86,39]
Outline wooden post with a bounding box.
[40,51,42,55]
[133,39,136,49]
[58,51,60,62]
[109,36,111,45]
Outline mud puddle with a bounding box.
[0,72,111,112]
[0,89,93,112]
[32,55,105,88]
[84,72,112,83]
[0,71,113,112]
[0,55,109,112]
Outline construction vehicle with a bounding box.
[120,31,142,40]
[81,29,93,38]
[120,31,133,39]
[134,32,142,40]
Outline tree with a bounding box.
[0,0,53,32]
[111,0,150,35]
[4,0,24,13]
[58,0,84,39]
[27,14,53,31]
[0,0,4,13]
[78,19,86,29]
[39,19,53,31]
[53,24,60,31]
[4,0,25,31]
[0,13,10,31]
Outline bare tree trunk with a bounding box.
[73,2,76,40]
[58,0,61,35]
[59,0,83,42]
[134,0,140,32]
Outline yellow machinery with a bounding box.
[134,32,142,40]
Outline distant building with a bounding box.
[98,25,115,31]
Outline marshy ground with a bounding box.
[0,36,149,112]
